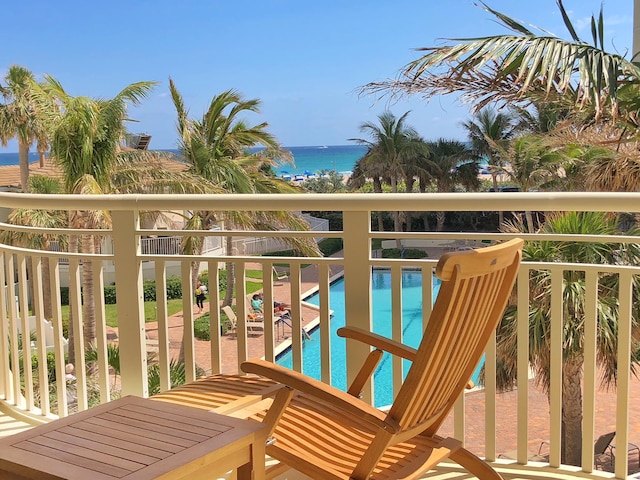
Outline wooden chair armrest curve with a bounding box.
[338,326,417,361]
[241,359,399,433]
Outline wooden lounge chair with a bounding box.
[154,238,523,479]
[222,305,265,335]
[272,266,289,284]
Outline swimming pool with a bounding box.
[276,270,483,407]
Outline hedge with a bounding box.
[59,271,228,306]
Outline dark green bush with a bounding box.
[318,237,343,256]
[381,248,428,259]
[60,276,186,306]
[193,315,211,341]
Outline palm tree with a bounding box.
[40,77,211,360]
[462,108,514,225]
[0,65,53,191]
[1,175,67,320]
[349,111,427,238]
[169,79,320,308]
[422,138,480,231]
[498,211,640,465]
[348,148,389,231]
[366,1,639,127]
[491,134,567,232]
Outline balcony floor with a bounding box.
[0,408,37,438]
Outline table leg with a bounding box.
[237,440,266,480]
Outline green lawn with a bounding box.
[61,277,265,328]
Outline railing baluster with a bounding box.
[7,254,20,407]
[155,259,171,391]
[582,270,598,471]
[0,253,8,401]
[318,263,331,385]
[615,270,633,479]
[391,263,403,399]
[17,254,33,410]
[49,259,67,417]
[32,256,49,416]
[208,259,221,374]
[516,267,530,464]
[549,266,564,468]
[68,257,87,410]
[92,259,109,404]
[290,263,303,373]
[180,260,195,383]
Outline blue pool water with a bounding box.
[276,270,483,407]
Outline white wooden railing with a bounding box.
[0,191,638,479]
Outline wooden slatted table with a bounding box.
[0,395,267,480]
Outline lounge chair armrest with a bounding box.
[241,359,400,433]
[338,326,417,361]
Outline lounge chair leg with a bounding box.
[450,446,505,480]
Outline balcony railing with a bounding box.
[0,191,638,480]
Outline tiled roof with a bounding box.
[0,159,60,189]
[0,154,190,189]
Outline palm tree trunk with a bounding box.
[67,235,78,365]
[19,141,29,192]
[491,170,504,225]
[562,356,584,466]
[38,145,46,168]
[222,235,235,308]
[42,257,52,320]
[436,211,445,232]
[525,211,535,233]
[391,178,403,249]
[373,177,384,232]
[81,234,96,349]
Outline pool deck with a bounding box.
[140,251,639,474]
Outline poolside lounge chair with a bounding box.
[221,305,264,335]
[153,238,523,480]
[272,266,288,284]
[594,431,617,469]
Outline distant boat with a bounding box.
[318,145,328,149]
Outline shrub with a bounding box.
[381,248,428,259]
[318,237,343,256]
[193,314,211,341]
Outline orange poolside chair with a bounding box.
[153,238,523,480]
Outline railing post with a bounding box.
[111,210,147,397]
[342,210,373,404]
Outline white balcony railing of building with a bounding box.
[0,191,638,480]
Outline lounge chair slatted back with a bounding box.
[391,246,518,434]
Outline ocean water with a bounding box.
[0,145,367,177]
[269,145,366,177]
[0,152,42,166]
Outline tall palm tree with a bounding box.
[490,134,567,232]
[422,138,480,231]
[0,65,53,191]
[498,211,640,465]
[462,108,514,225]
[169,79,320,308]
[348,148,389,231]
[40,77,211,359]
[350,111,427,237]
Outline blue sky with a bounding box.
[0,0,633,152]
